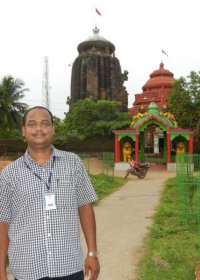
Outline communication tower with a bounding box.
[42,56,50,109]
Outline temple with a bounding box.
[68,27,128,112]
[67,27,193,170]
[113,63,193,171]
[129,62,175,115]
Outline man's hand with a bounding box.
[84,256,100,280]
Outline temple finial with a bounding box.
[93,26,100,34]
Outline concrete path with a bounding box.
[81,170,175,280]
[7,169,175,280]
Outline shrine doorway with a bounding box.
[140,124,167,163]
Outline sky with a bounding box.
[1,0,200,119]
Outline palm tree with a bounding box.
[0,75,29,129]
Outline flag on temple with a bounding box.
[95,8,101,16]
[162,49,168,57]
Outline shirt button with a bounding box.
[48,233,51,237]
[49,251,51,255]
[46,216,49,219]
[42,168,46,172]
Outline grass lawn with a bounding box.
[137,177,199,280]
[90,173,126,201]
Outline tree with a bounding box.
[0,75,29,130]
[168,78,192,128]
[55,98,132,142]
[168,71,200,150]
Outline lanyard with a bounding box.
[23,156,56,191]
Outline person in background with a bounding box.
[0,106,100,280]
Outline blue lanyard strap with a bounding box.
[23,156,56,191]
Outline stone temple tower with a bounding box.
[68,27,128,112]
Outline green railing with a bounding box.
[176,154,200,221]
[78,153,90,173]
[176,154,200,252]
[78,152,115,177]
[102,152,115,178]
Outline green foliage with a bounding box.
[168,78,192,128]
[0,128,22,139]
[0,75,29,130]
[54,98,132,143]
[168,71,200,146]
[138,177,199,280]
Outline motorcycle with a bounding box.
[124,160,149,179]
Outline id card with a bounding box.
[44,193,56,210]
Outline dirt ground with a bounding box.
[1,158,175,280]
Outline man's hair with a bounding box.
[22,106,54,126]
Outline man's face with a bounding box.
[22,108,55,149]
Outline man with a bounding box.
[0,106,100,280]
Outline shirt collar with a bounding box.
[52,146,66,158]
[24,145,65,164]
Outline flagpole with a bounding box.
[94,7,102,32]
[94,6,97,29]
[161,49,168,64]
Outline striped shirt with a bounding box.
[0,147,98,280]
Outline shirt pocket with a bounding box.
[56,179,77,208]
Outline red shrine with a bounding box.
[113,62,193,171]
[129,62,175,115]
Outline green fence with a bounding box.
[78,152,115,177]
[78,153,90,173]
[102,152,115,178]
[176,154,200,253]
[176,154,200,222]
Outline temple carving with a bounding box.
[69,27,128,111]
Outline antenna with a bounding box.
[42,56,50,109]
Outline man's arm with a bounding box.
[0,222,9,280]
[79,204,100,280]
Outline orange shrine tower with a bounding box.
[129,62,175,115]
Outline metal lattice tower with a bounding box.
[42,56,50,109]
